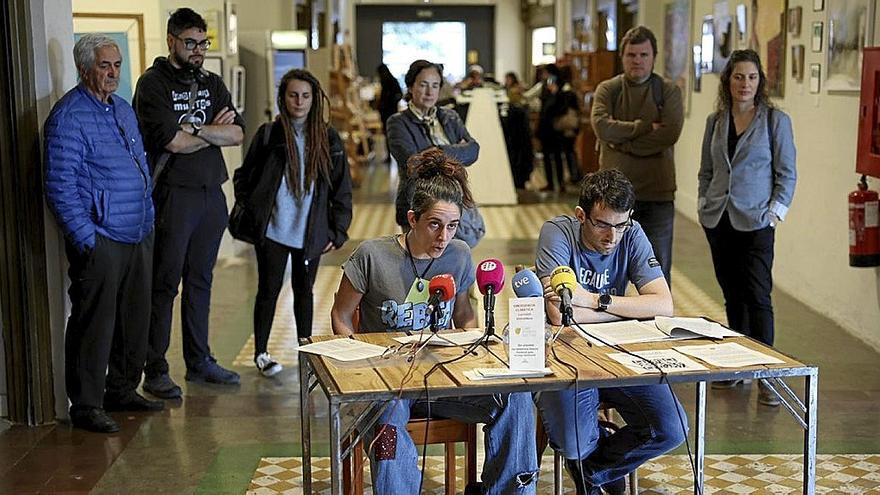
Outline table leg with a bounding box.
[804,372,818,495]
[300,357,312,494]
[694,381,706,495]
[330,401,343,495]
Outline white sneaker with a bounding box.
[255,352,282,377]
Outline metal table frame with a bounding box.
[299,341,818,495]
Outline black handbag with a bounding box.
[228,201,259,244]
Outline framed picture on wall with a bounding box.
[792,44,805,82]
[788,7,803,36]
[812,21,824,52]
[701,16,715,73]
[73,13,146,104]
[826,0,875,92]
[810,63,822,92]
[736,4,747,48]
[664,0,691,113]
[693,44,703,92]
[814,0,825,12]
[748,0,786,97]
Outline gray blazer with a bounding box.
[698,105,797,231]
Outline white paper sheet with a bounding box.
[573,320,670,346]
[508,297,546,371]
[653,316,742,340]
[393,330,486,347]
[296,338,388,362]
[674,342,786,368]
[606,349,709,374]
[464,367,553,381]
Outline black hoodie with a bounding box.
[133,56,245,187]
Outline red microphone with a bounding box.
[476,259,505,336]
[427,274,456,332]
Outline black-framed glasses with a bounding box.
[175,35,211,51]
[586,215,632,233]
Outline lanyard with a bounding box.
[404,232,436,292]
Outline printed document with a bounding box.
[297,338,388,362]
[508,297,546,370]
[464,367,553,381]
[393,329,485,347]
[674,342,786,368]
[653,316,741,340]
[574,320,669,346]
[607,349,708,374]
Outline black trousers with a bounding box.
[147,183,227,376]
[65,233,153,408]
[704,212,776,345]
[540,134,579,189]
[253,238,319,355]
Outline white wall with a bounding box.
[643,0,880,350]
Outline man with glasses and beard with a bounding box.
[134,8,245,398]
[534,170,685,495]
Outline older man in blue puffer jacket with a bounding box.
[44,33,163,433]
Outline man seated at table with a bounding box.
[535,169,686,495]
[331,148,538,495]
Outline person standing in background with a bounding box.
[232,69,352,377]
[134,8,245,398]
[699,49,797,406]
[375,63,402,162]
[591,26,683,285]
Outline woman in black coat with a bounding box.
[232,69,352,377]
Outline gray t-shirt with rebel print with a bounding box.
[343,235,475,333]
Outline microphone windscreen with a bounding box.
[512,269,542,298]
[428,274,457,302]
[550,266,577,295]
[475,259,505,295]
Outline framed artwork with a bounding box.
[748,0,786,97]
[736,4,748,48]
[693,44,703,92]
[788,6,803,36]
[72,13,145,104]
[826,0,875,92]
[792,44,805,82]
[231,65,246,113]
[714,0,733,73]
[814,0,825,11]
[812,21,824,51]
[701,16,716,73]
[664,0,691,112]
[810,63,822,92]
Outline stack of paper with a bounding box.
[606,349,708,374]
[674,342,785,368]
[464,367,553,381]
[297,338,387,362]
[653,316,742,340]
[573,320,670,346]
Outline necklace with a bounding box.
[403,232,436,292]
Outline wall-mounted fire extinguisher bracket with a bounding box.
[849,175,880,267]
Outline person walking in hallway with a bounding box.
[45,33,162,433]
[591,25,683,285]
[232,69,352,377]
[134,8,245,398]
[699,49,797,406]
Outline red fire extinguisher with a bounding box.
[849,175,880,267]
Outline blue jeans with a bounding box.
[537,385,687,487]
[365,393,539,494]
[632,200,674,286]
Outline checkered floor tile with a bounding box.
[247,454,880,494]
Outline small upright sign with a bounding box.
[508,297,546,371]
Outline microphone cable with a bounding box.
[571,320,701,495]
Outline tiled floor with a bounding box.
[2,163,879,494]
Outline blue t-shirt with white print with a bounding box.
[535,215,664,295]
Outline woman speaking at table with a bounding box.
[330,148,537,494]
[386,59,483,248]
[698,49,797,406]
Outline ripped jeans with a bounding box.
[364,392,538,494]
[537,385,687,487]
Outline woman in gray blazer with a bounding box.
[698,49,797,406]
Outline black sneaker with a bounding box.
[602,477,627,495]
[70,406,119,433]
[186,357,240,385]
[104,392,165,412]
[564,458,603,495]
[143,373,183,399]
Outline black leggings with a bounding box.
[253,238,320,356]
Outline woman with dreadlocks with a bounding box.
[233,69,352,377]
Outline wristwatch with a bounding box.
[191,124,201,137]
[597,293,612,312]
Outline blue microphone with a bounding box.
[512,269,542,298]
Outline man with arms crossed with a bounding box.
[535,170,685,494]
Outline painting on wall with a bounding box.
[701,16,716,73]
[748,0,786,97]
[72,13,146,104]
[664,0,691,110]
[714,0,733,72]
[812,21,824,51]
[693,44,703,92]
[736,4,748,48]
[792,44,805,82]
[788,6,803,36]
[810,63,822,92]
[825,0,875,92]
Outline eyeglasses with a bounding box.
[586,215,632,233]
[175,35,211,51]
